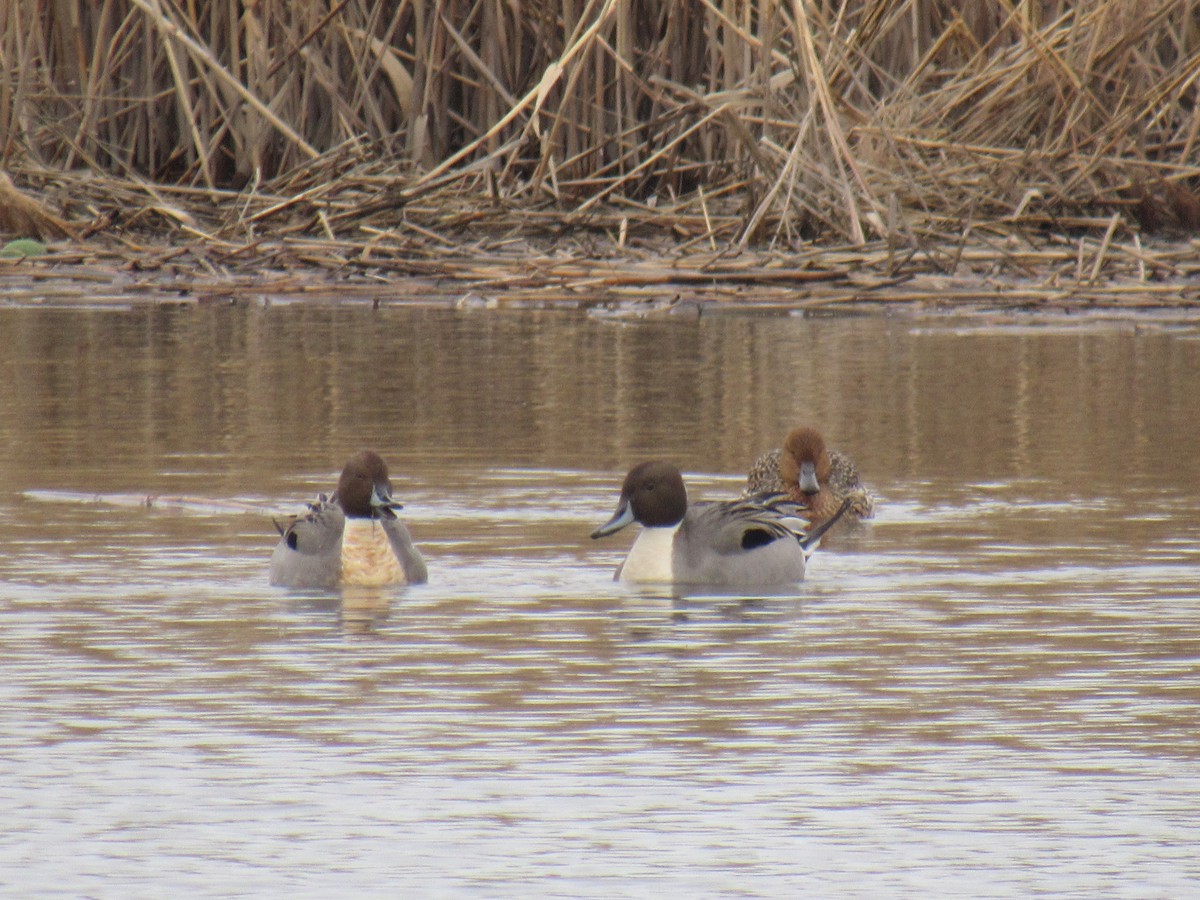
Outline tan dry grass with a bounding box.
[1,0,1199,298]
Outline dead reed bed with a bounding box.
[3,0,1200,308]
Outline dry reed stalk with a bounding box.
[1,0,1199,299]
[0,171,74,239]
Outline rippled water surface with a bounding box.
[1,304,1198,895]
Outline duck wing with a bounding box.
[269,495,345,588]
[743,448,784,496]
[668,496,807,586]
[689,495,802,555]
[828,449,875,518]
[724,492,854,553]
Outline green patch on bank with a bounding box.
[0,239,47,258]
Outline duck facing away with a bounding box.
[745,427,875,525]
[592,460,850,587]
[270,450,428,589]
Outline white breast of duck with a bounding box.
[340,517,406,587]
[615,523,680,583]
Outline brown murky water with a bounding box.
[1,302,1198,894]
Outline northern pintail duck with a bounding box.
[269,450,428,588]
[745,427,875,525]
[592,460,850,586]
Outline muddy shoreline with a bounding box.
[3,235,1200,321]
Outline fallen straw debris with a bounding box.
[1,1,1199,311]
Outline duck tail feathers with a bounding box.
[799,497,855,552]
